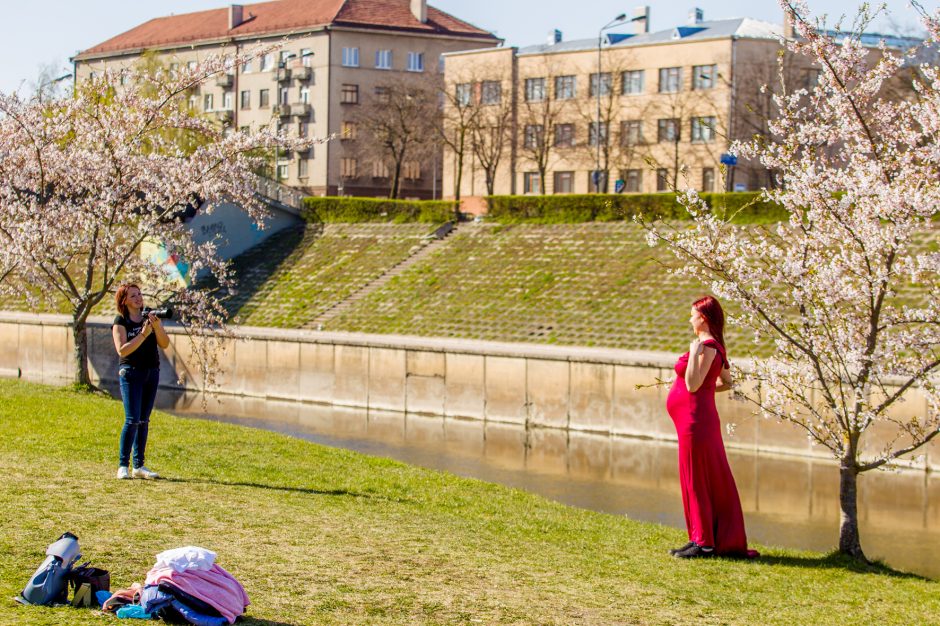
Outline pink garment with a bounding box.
[145,563,249,624]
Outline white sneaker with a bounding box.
[117,466,130,480]
[132,466,159,480]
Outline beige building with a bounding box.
[442,8,818,199]
[73,0,498,198]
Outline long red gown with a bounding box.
[666,339,756,557]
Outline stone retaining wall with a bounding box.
[1,311,935,470]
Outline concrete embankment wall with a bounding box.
[1,311,935,470]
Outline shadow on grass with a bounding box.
[160,476,413,504]
[207,223,317,318]
[755,551,931,581]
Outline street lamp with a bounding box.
[36,72,72,103]
[595,14,629,193]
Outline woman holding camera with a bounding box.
[112,283,169,480]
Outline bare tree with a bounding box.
[353,78,440,199]
[438,75,480,210]
[470,74,514,196]
[517,58,567,191]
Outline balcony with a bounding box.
[276,69,292,83]
[274,104,292,117]
[216,73,233,88]
[291,103,312,117]
[293,66,312,81]
[214,109,234,123]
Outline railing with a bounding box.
[255,175,306,214]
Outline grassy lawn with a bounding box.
[0,379,936,625]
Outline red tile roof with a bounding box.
[76,0,496,59]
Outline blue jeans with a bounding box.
[118,366,159,468]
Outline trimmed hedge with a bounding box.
[302,197,455,223]
[485,192,787,224]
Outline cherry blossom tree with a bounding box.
[0,50,320,389]
[641,0,940,560]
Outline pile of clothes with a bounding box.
[103,547,249,625]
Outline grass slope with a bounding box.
[0,380,935,625]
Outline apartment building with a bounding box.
[73,0,499,197]
[442,8,818,199]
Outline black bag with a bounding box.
[68,563,110,606]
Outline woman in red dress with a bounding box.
[666,296,757,558]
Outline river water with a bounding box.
[154,390,939,580]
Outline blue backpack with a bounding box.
[16,532,82,606]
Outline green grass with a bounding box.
[0,379,936,625]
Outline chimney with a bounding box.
[633,6,650,34]
[547,29,562,45]
[688,8,703,25]
[229,4,244,29]
[411,0,427,23]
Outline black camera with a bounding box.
[142,306,174,320]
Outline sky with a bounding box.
[1,0,936,95]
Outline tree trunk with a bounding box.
[838,460,866,560]
[72,316,91,387]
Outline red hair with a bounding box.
[693,295,726,350]
[115,283,140,319]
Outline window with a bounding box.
[223,92,233,110]
[188,94,197,110]
[241,60,252,74]
[298,121,309,137]
[261,53,274,72]
[169,62,180,74]
[702,167,715,192]
[240,90,251,110]
[341,157,358,178]
[588,170,608,193]
[554,123,575,147]
[300,87,310,104]
[298,159,309,178]
[621,120,642,146]
[342,121,357,140]
[589,72,612,97]
[622,70,644,95]
[524,77,546,102]
[691,116,717,142]
[342,47,359,67]
[555,75,576,100]
[276,162,289,180]
[372,161,389,178]
[301,49,313,67]
[481,81,501,105]
[375,49,392,69]
[188,61,197,71]
[279,87,289,106]
[657,118,680,142]
[523,172,542,194]
[403,161,421,180]
[407,52,424,72]
[553,171,574,194]
[203,93,214,111]
[588,122,608,146]
[658,67,681,93]
[279,50,293,65]
[455,83,471,107]
[803,68,822,89]
[523,124,544,149]
[622,169,642,192]
[656,168,670,191]
[259,89,270,108]
[374,86,390,104]
[341,84,359,104]
[693,64,717,90]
